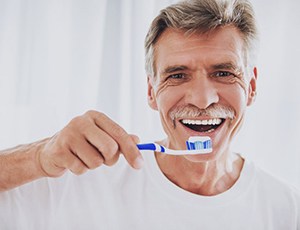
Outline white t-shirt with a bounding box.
[0,151,299,230]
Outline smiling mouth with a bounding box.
[180,118,225,133]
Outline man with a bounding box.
[1,0,299,229]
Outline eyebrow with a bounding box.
[161,65,188,75]
[211,62,241,72]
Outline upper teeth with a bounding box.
[181,118,222,125]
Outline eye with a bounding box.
[167,73,185,79]
[210,70,240,84]
[214,71,235,78]
[162,73,191,85]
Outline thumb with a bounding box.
[130,134,140,144]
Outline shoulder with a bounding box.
[250,161,300,205]
[254,163,299,190]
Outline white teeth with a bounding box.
[181,118,222,125]
[206,128,215,133]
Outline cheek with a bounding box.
[154,85,185,135]
[219,79,248,117]
[154,81,184,112]
[222,77,248,104]
[155,80,169,98]
[233,76,248,96]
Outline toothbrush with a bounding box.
[136,136,212,155]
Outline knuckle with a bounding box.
[100,141,119,166]
[65,115,94,136]
[85,110,104,120]
[109,141,119,155]
[104,154,120,166]
[111,125,127,139]
[71,163,87,175]
[56,133,77,152]
[84,110,97,117]
[68,115,84,127]
[73,168,87,175]
[100,140,119,156]
[68,116,90,132]
[89,157,104,169]
[130,134,140,144]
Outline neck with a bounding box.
[155,149,244,196]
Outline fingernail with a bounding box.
[133,156,144,169]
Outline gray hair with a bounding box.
[144,0,259,77]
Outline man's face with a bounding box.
[147,26,257,162]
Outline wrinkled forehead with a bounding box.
[153,27,248,76]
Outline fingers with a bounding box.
[80,125,119,166]
[91,112,144,169]
[62,152,89,175]
[130,134,140,144]
[70,137,104,169]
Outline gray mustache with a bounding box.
[169,104,235,121]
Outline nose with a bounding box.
[185,76,219,109]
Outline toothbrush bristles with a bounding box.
[186,136,212,150]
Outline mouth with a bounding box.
[180,118,225,133]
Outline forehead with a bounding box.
[154,26,246,74]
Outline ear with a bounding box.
[147,76,158,110]
[247,67,258,106]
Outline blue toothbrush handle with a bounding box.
[137,143,157,151]
[137,143,166,152]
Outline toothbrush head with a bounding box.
[186,136,212,152]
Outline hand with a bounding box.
[37,110,143,177]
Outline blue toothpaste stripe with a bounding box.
[186,141,191,150]
[186,140,212,150]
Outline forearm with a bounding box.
[0,139,48,192]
